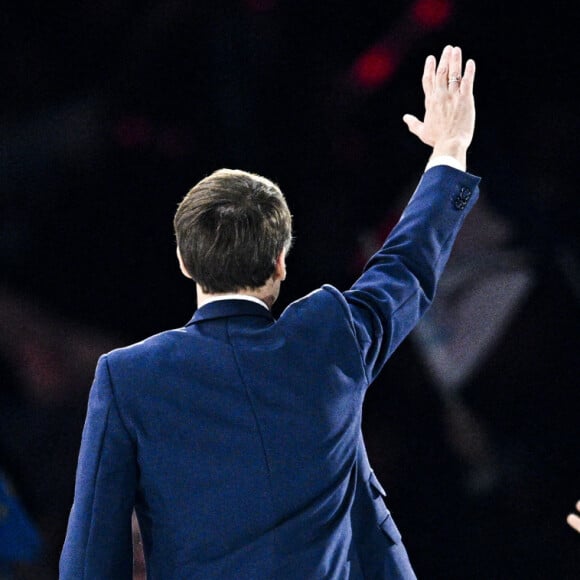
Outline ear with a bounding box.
[274,250,287,281]
[176,247,192,279]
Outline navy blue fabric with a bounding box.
[0,469,42,564]
[60,166,480,579]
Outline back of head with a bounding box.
[174,169,293,293]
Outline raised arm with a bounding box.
[345,45,480,382]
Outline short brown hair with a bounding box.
[173,168,293,293]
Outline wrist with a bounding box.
[430,139,468,171]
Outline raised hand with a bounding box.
[403,45,476,170]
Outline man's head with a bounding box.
[173,168,293,295]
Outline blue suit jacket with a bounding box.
[60,166,480,579]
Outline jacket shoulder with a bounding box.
[279,285,355,328]
[104,326,188,366]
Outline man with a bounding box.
[60,45,479,578]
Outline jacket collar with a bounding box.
[185,299,274,326]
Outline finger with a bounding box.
[448,46,462,92]
[436,45,453,91]
[422,55,436,96]
[576,500,580,512]
[460,58,476,95]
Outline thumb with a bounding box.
[402,114,422,137]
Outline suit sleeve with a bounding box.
[343,165,481,383]
[60,355,137,579]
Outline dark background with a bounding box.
[1,1,579,578]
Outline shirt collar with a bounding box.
[199,294,270,310]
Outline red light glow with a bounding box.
[412,0,453,28]
[353,46,396,89]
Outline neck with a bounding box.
[196,280,280,310]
